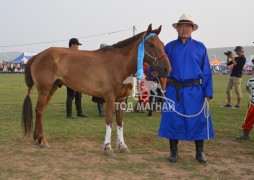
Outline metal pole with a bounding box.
[132,25,138,100]
[133,26,136,36]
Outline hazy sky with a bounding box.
[1,0,254,53]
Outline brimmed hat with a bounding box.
[234,46,244,52]
[172,14,198,31]
[69,38,82,47]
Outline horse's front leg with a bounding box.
[103,98,115,157]
[115,98,130,153]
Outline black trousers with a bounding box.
[66,87,82,116]
[149,88,163,111]
[67,87,82,100]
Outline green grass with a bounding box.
[0,74,254,179]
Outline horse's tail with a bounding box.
[25,55,35,88]
[22,55,36,135]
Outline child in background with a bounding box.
[236,76,254,140]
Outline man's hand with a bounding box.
[150,71,158,78]
[228,54,234,59]
[206,97,212,100]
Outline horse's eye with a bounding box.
[150,43,155,48]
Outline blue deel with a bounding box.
[158,37,214,140]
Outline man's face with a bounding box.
[176,23,193,40]
[70,44,79,50]
[236,51,244,56]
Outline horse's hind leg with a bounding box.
[115,98,130,153]
[34,83,58,148]
[33,93,49,148]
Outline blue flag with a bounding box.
[136,33,157,81]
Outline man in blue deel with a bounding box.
[151,14,214,164]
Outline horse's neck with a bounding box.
[120,40,141,79]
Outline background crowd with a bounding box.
[0,62,25,73]
[211,61,254,75]
[1,58,254,75]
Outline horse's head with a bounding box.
[143,24,171,78]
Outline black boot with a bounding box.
[97,103,104,117]
[75,96,87,118]
[236,129,250,140]
[169,139,178,163]
[66,97,74,118]
[195,140,207,164]
[148,110,152,117]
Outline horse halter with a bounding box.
[143,34,167,67]
[136,32,167,80]
[145,51,167,67]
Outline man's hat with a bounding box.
[172,14,198,31]
[234,46,244,52]
[69,38,82,47]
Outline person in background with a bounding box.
[252,59,254,75]
[134,62,149,113]
[10,63,14,73]
[92,95,105,117]
[236,75,254,140]
[153,14,214,164]
[223,46,246,109]
[147,69,164,117]
[66,38,87,119]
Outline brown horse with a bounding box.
[22,24,171,156]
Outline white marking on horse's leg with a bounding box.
[117,124,130,153]
[103,124,115,157]
[104,124,112,149]
[117,125,125,146]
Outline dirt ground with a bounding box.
[1,136,254,180]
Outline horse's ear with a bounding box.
[146,24,152,34]
[154,25,162,35]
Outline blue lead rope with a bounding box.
[136,33,157,81]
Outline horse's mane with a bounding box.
[111,31,145,48]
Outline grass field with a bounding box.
[0,74,254,179]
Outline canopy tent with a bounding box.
[245,60,253,66]
[11,52,37,64]
[210,59,222,65]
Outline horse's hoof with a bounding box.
[35,139,39,145]
[39,143,50,148]
[119,147,131,153]
[104,150,115,157]
[102,143,115,157]
[117,142,130,153]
